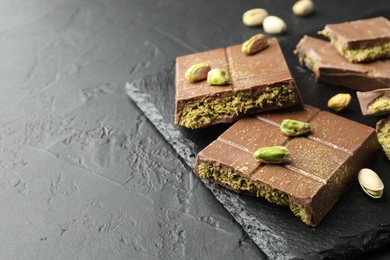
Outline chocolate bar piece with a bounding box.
[175,38,302,129]
[194,105,380,226]
[319,17,390,63]
[295,36,390,91]
[357,88,390,116]
[376,116,390,160]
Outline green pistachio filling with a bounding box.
[196,162,312,225]
[321,32,390,62]
[377,121,390,160]
[368,97,390,113]
[179,85,297,129]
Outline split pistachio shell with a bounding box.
[327,93,351,112]
[358,168,384,199]
[263,16,287,34]
[280,119,311,136]
[242,8,269,27]
[253,146,289,164]
[185,63,211,83]
[242,34,269,55]
[207,68,230,86]
[292,0,314,16]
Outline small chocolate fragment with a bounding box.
[319,17,390,63]
[295,36,390,91]
[376,116,390,160]
[175,38,303,129]
[357,88,390,116]
[194,105,380,227]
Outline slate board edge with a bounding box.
[125,80,390,260]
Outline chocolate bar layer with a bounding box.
[175,38,302,129]
[194,105,380,227]
[295,36,390,91]
[319,17,390,63]
[357,88,390,116]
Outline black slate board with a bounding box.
[126,26,390,260]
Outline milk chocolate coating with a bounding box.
[295,36,390,90]
[194,105,380,227]
[357,88,390,116]
[175,38,302,127]
[321,17,390,50]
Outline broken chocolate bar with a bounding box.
[194,105,380,226]
[175,38,302,129]
[357,88,390,116]
[376,116,390,160]
[319,17,390,63]
[295,36,390,91]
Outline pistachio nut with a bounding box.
[358,168,384,199]
[327,93,351,112]
[207,68,230,86]
[292,0,314,16]
[280,119,311,136]
[263,16,287,34]
[185,63,211,83]
[253,146,289,164]
[242,34,269,55]
[242,8,269,27]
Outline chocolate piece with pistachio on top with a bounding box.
[194,104,380,227]
[175,38,302,129]
[319,17,390,63]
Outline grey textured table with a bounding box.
[0,0,389,259]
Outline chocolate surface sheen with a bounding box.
[175,38,302,129]
[295,36,390,90]
[194,105,380,227]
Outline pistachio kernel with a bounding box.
[253,146,290,164]
[358,168,384,199]
[207,68,230,86]
[242,34,269,55]
[280,119,311,136]
[185,63,211,83]
[292,0,314,16]
[327,93,351,112]
[242,8,269,27]
[263,16,287,34]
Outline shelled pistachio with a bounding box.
[328,93,351,112]
[293,0,314,16]
[207,69,230,86]
[253,146,290,164]
[242,8,269,27]
[242,34,269,55]
[185,63,211,83]
[263,16,287,34]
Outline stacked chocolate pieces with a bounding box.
[175,36,381,226]
[295,17,390,91]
